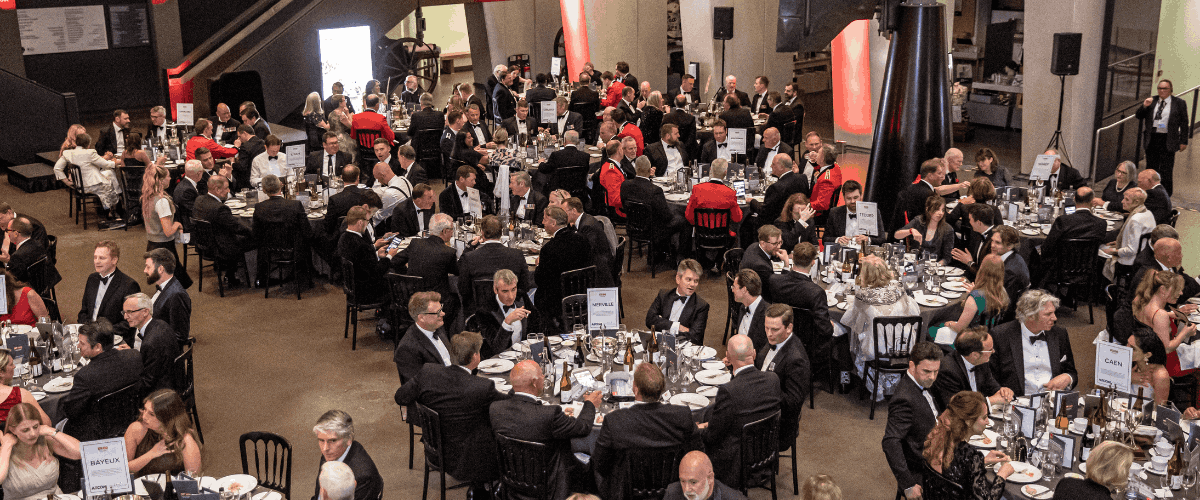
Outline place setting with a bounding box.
[913,293,949,307]
[478,358,515,374]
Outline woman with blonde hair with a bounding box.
[929,254,1009,341]
[842,256,920,395]
[1053,441,1132,499]
[1103,187,1154,282]
[124,389,202,475]
[59,124,87,155]
[0,271,48,327]
[1128,270,1195,404]
[801,473,843,500]
[303,91,329,151]
[0,351,52,427]
[327,96,356,161]
[0,403,82,500]
[923,391,1012,499]
[775,192,818,250]
[140,165,192,289]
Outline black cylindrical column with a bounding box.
[866,1,950,230]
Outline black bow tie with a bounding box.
[268,156,278,161]
[156,284,164,291]
[847,213,858,219]
[717,143,727,149]
[666,144,676,149]
[919,385,929,393]
[1029,332,1047,344]
[675,295,688,304]
[970,365,983,373]
[99,275,112,285]
[461,191,468,198]
[771,344,780,351]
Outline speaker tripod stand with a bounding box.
[1044,74,1072,167]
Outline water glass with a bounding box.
[18,362,31,387]
[1039,452,1056,479]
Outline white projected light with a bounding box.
[319,26,373,105]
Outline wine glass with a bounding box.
[18,361,31,387]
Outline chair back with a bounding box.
[385,273,426,331]
[560,266,596,298]
[258,220,300,255]
[240,431,293,500]
[339,257,358,302]
[412,129,445,178]
[1054,238,1101,280]
[722,248,744,275]
[494,433,554,500]
[791,306,818,352]
[191,219,220,260]
[42,297,61,323]
[872,316,923,367]
[46,235,58,267]
[693,208,733,250]
[94,382,141,438]
[920,460,965,499]
[624,200,656,243]
[118,166,144,210]
[25,256,49,298]
[172,345,194,400]
[411,402,447,469]
[739,411,781,490]
[612,236,627,285]
[470,279,496,314]
[353,129,383,149]
[67,164,88,196]
[1137,232,1152,253]
[625,446,684,500]
[561,294,588,332]
[549,166,589,200]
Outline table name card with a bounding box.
[586,288,619,331]
[1028,154,1056,181]
[285,145,305,171]
[176,103,194,128]
[0,274,8,315]
[541,101,557,124]
[727,128,747,155]
[6,333,28,362]
[1050,434,1074,468]
[1014,404,1035,439]
[80,437,133,499]
[1094,341,1132,393]
[466,187,483,218]
[855,202,879,236]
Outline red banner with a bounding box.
[0,0,15,11]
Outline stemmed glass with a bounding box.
[17,360,31,387]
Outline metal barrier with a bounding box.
[1091,83,1200,181]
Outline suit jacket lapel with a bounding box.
[1046,329,1062,375]
[1008,328,1026,392]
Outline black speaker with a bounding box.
[1050,33,1082,76]
[714,7,734,40]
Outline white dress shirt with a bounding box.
[962,356,980,393]
[1153,97,1173,132]
[907,371,939,418]
[418,325,452,366]
[113,123,125,151]
[714,141,731,162]
[133,320,149,351]
[497,295,525,345]
[738,296,763,338]
[91,272,115,321]
[515,192,531,219]
[250,151,285,186]
[668,293,691,335]
[1019,322,1055,395]
[761,334,793,371]
[662,140,683,177]
[151,277,173,305]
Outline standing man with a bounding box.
[240,104,271,139]
[749,76,770,115]
[614,61,638,94]
[493,69,518,122]
[310,410,383,500]
[145,248,191,346]
[754,304,811,453]
[1136,79,1188,195]
[122,293,180,395]
[667,74,701,108]
[533,207,592,329]
[645,259,711,345]
[78,241,141,332]
[809,143,843,214]
[882,341,943,500]
[784,85,806,146]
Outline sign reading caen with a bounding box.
[1094,341,1132,394]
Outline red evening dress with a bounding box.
[0,288,36,326]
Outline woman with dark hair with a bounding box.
[0,403,82,500]
[453,130,485,168]
[1127,270,1195,405]
[973,148,1008,188]
[774,192,818,250]
[124,389,202,475]
[895,194,956,263]
[0,270,48,326]
[947,177,1002,235]
[0,351,51,428]
[923,391,1013,499]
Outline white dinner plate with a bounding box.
[682,345,717,359]
[939,291,963,299]
[1020,228,1039,236]
[836,302,848,310]
[696,385,719,397]
[198,476,220,491]
[252,492,283,500]
[216,474,257,495]
[589,153,602,158]
[307,213,322,219]
[695,369,731,385]
[1021,484,1052,499]
[497,350,520,360]
[1041,225,1051,235]
[916,295,949,307]
[548,336,563,345]
[1078,462,1086,474]
[666,193,689,202]
[826,292,838,306]
[967,429,999,448]
[525,255,538,266]
[43,377,73,393]
[702,360,726,371]
[942,267,964,276]
[478,359,515,374]
[942,281,967,292]
[669,393,710,410]
[31,391,45,401]
[1003,462,1042,483]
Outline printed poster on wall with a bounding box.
[18,6,109,55]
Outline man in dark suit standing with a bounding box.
[740,225,787,301]
[882,341,943,500]
[989,290,1078,397]
[769,243,834,380]
[593,364,697,500]
[662,451,746,500]
[459,216,533,294]
[252,175,312,287]
[754,304,811,452]
[534,207,592,330]
[192,175,252,287]
[123,293,180,395]
[699,334,780,488]
[472,269,539,359]
[337,207,395,306]
[233,125,265,191]
[94,109,131,157]
[392,213,461,330]
[662,95,699,160]
[614,61,639,96]
[784,84,806,146]
[1138,169,1173,225]
[144,249,191,346]
[61,320,143,442]
[1136,79,1188,195]
[490,360,601,500]
[493,70,518,122]
[306,132,352,180]
[309,410,383,500]
[78,241,141,334]
[894,159,943,231]
[386,183,437,238]
[568,74,602,143]
[395,332,506,497]
[931,327,1014,408]
[645,259,710,346]
[822,180,886,247]
[565,197,615,287]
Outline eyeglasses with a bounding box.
[419,308,445,316]
[1158,86,1172,91]
[122,308,146,316]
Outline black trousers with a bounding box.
[1145,134,1177,195]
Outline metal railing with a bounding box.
[1091,83,1200,181]
[1102,50,1155,118]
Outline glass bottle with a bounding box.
[560,361,573,397]
[1168,438,1184,489]
[623,340,634,371]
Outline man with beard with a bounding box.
[882,341,944,500]
[662,451,745,500]
[144,248,191,346]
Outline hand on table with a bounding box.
[996,462,1015,479]
[990,388,1014,404]
[1185,407,1200,419]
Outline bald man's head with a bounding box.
[945,148,963,171]
[372,162,394,183]
[509,360,544,396]
[725,335,756,369]
[1154,237,1183,268]
[678,451,715,500]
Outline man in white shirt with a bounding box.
[371,161,412,223]
[393,291,453,382]
[731,269,767,348]
[701,122,732,164]
[249,135,285,186]
[989,290,1078,397]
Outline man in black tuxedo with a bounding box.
[395,332,506,495]
[931,327,1014,408]
[240,106,270,140]
[459,215,533,295]
[620,157,688,257]
[501,100,539,145]
[232,125,264,190]
[391,145,428,188]
[593,364,698,500]
[472,269,539,359]
[760,92,795,137]
[783,84,806,146]
[666,74,701,108]
[1136,79,1188,195]
[337,207,395,306]
[713,75,750,108]
[748,76,771,115]
[386,183,436,238]
[718,96,755,154]
[324,166,368,235]
[464,103,494,148]
[94,109,131,157]
[1041,187,1107,257]
[989,290,1078,397]
[568,75,602,144]
[538,130,590,195]
[699,121,733,165]
[950,203,999,278]
[822,180,886,246]
[1138,169,1173,225]
[438,166,480,220]
[490,359,601,500]
[252,175,312,287]
[210,103,243,144]
[740,225,787,301]
[544,97,584,138]
[662,95,699,160]
[1034,149,1088,199]
[61,320,143,442]
[309,410,383,500]
[730,270,768,350]
[393,291,452,382]
[565,197,615,287]
[533,207,592,329]
[493,70,518,122]
[894,159,943,231]
[144,249,191,345]
[882,341,943,500]
[645,259,710,345]
[756,151,807,226]
[123,293,180,395]
[614,61,639,95]
[700,334,779,488]
[4,217,61,289]
[408,93,445,133]
[644,124,690,177]
[525,73,558,124]
[769,243,834,380]
[662,451,746,500]
[753,304,811,452]
[173,162,203,232]
[0,205,48,249]
[192,175,252,287]
[754,127,793,174]
[510,171,548,224]
[78,241,140,333]
[306,132,352,180]
[392,213,461,330]
[616,87,642,129]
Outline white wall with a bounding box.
[1155,0,1200,94]
[1021,0,1105,176]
